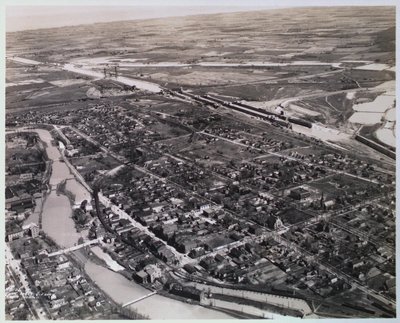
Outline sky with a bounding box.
[6,5,274,32]
[6,0,396,32]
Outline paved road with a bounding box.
[98,192,191,266]
[68,122,392,294]
[67,125,270,266]
[64,127,193,266]
[5,246,48,320]
[53,125,71,145]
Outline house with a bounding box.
[19,251,33,260]
[353,260,365,269]
[144,264,162,283]
[199,204,212,211]
[65,148,79,157]
[215,254,225,263]
[36,254,49,264]
[50,298,67,309]
[161,223,178,239]
[366,267,381,280]
[274,217,284,230]
[6,222,24,241]
[289,187,310,200]
[177,238,197,253]
[57,261,71,270]
[188,247,206,258]
[183,264,197,274]
[324,200,336,209]
[19,173,33,181]
[248,225,262,235]
[110,214,120,223]
[385,276,396,290]
[203,208,214,217]
[22,223,40,238]
[150,202,167,213]
[169,284,203,301]
[133,270,148,284]
[30,224,40,238]
[199,257,217,270]
[6,194,34,212]
[157,245,175,263]
[141,214,157,226]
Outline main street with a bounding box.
[5,246,49,320]
[98,192,191,266]
[66,124,271,238]
[55,126,193,267]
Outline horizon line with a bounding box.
[6,4,395,33]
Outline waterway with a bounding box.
[23,197,42,227]
[29,127,234,319]
[85,260,233,319]
[90,246,125,272]
[65,179,92,206]
[71,56,344,69]
[30,129,87,248]
[41,191,84,248]
[63,63,163,93]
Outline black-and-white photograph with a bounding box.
[4,1,396,320]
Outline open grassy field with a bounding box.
[7,7,395,65]
[7,7,395,132]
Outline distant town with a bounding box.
[5,5,396,320]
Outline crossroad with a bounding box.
[8,117,395,316]
[98,193,190,266]
[62,122,396,310]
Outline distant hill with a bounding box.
[375,26,395,52]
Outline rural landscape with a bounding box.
[5,5,396,320]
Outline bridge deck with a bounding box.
[48,237,102,257]
[122,291,157,308]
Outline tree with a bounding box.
[80,199,88,210]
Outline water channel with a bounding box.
[27,127,233,319]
